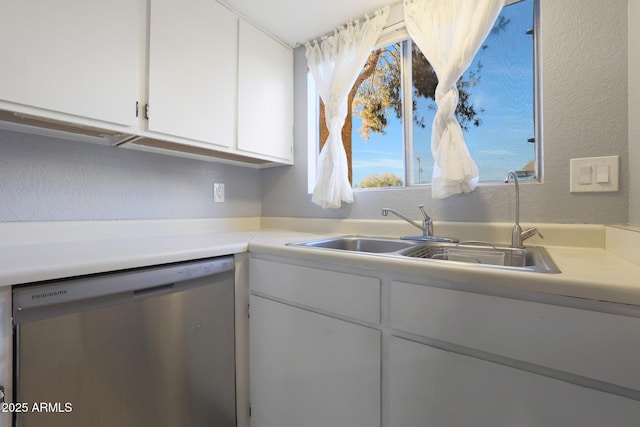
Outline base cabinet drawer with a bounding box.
[390,337,640,427]
[391,281,640,390]
[250,258,380,323]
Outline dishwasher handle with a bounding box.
[133,283,176,298]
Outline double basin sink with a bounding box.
[287,235,560,274]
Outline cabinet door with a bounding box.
[390,337,640,427]
[391,281,640,390]
[237,20,293,162]
[0,0,143,127]
[250,295,380,427]
[147,0,236,147]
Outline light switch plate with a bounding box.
[570,156,619,192]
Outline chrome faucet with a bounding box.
[504,171,542,248]
[382,205,433,237]
[381,205,458,243]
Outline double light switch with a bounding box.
[570,155,619,192]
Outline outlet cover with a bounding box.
[569,156,619,193]
[214,183,225,202]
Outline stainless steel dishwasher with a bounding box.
[12,256,236,427]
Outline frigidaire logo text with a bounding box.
[31,289,67,300]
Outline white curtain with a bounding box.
[404,0,505,199]
[305,7,389,209]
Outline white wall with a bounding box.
[0,0,631,225]
[630,0,640,225]
[0,129,262,221]
[262,0,630,225]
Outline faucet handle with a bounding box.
[418,204,430,220]
[522,226,544,241]
[417,205,434,237]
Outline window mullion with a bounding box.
[402,40,416,186]
[533,0,542,182]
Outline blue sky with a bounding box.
[351,0,534,187]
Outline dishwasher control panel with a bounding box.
[13,256,234,314]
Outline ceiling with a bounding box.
[219,0,394,47]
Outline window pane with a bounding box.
[410,40,437,185]
[410,0,535,184]
[350,44,405,189]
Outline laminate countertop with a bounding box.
[1,218,639,307]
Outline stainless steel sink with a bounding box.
[287,235,560,273]
[287,235,419,253]
[397,242,560,273]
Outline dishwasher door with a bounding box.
[13,256,236,427]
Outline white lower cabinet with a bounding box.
[249,295,380,427]
[389,337,640,427]
[390,280,640,390]
[248,255,640,427]
[249,257,381,427]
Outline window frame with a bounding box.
[307,0,542,193]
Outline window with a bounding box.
[311,0,538,190]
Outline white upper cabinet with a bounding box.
[237,20,293,162]
[147,0,236,148]
[0,0,293,166]
[0,0,144,128]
